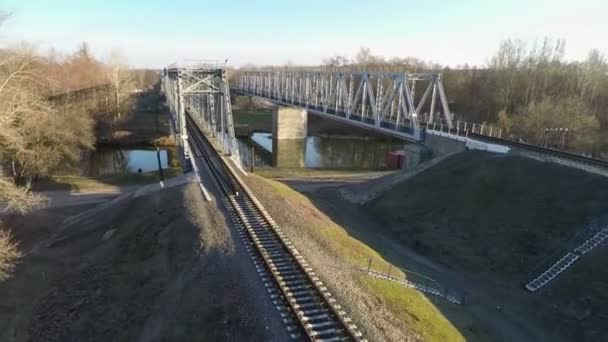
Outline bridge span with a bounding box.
[162,62,608,178]
[234,70,454,142]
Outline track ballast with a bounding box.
[186,114,366,341]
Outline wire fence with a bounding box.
[362,258,467,305]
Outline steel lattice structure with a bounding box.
[236,70,453,141]
[161,61,240,164]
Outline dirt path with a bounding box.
[0,182,287,342]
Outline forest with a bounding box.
[319,39,608,154]
[0,34,156,213]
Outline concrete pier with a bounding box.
[273,106,308,140]
[273,138,306,167]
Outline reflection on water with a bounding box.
[82,148,170,176]
[240,133,403,169]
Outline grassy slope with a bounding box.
[254,167,391,179]
[542,246,608,341]
[253,176,491,341]
[367,151,608,279]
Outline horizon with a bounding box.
[1,0,607,68]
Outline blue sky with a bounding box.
[1,0,607,68]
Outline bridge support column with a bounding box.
[272,138,306,167]
[273,106,308,140]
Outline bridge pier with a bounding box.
[272,138,306,167]
[273,106,308,140]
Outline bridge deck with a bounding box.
[233,89,424,142]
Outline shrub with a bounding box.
[0,229,21,282]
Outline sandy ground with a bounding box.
[0,182,288,342]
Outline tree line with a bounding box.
[333,41,607,154]
[236,39,607,154]
[0,15,157,213]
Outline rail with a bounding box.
[426,124,608,169]
[186,113,365,341]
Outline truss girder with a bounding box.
[237,70,453,140]
[161,65,240,164]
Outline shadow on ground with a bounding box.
[0,183,283,342]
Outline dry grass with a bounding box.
[0,229,21,282]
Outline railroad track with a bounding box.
[422,122,607,169]
[464,131,608,169]
[186,114,366,341]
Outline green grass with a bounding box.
[367,151,608,279]
[362,277,482,342]
[254,167,391,179]
[259,178,484,341]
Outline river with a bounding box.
[237,132,405,169]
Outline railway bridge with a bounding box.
[162,61,608,177]
[159,62,608,340]
[161,62,516,172]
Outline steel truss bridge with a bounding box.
[161,61,241,165]
[235,70,454,141]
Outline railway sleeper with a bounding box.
[269,260,294,268]
[290,295,317,304]
[286,289,316,298]
[293,302,324,312]
[277,273,307,281]
[314,336,347,342]
[300,313,331,323]
[280,278,309,287]
[271,264,298,272]
[275,269,302,277]
[283,283,312,292]
[308,327,341,338]
[255,237,279,245]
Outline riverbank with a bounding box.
[32,89,182,193]
[96,90,176,147]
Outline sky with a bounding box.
[1,0,607,68]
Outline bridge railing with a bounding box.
[424,118,504,139]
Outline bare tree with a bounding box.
[106,49,134,121]
[0,43,44,211]
[0,39,94,212]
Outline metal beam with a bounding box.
[161,61,240,165]
[235,70,454,141]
